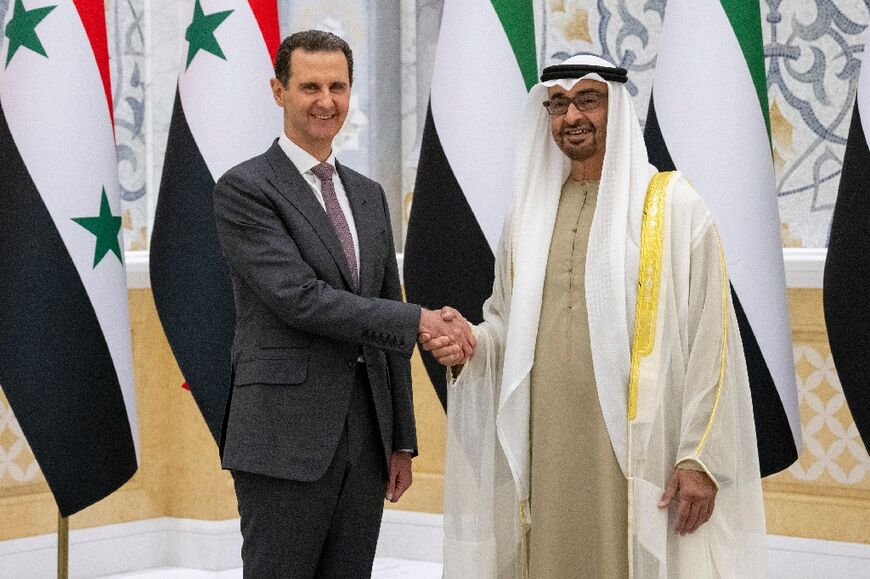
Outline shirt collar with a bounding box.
[278,132,337,176]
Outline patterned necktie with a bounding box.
[311,162,359,290]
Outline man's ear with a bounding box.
[270,78,283,107]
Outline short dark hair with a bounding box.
[274,30,354,86]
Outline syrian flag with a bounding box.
[404,0,537,408]
[150,0,281,443]
[823,24,870,453]
[0,0,138,516]
[644,0,801,475]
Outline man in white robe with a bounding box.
[422,55,767,578]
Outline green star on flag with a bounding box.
[4,0,56,67]
[73,188,123,267]
[185,0,233,70]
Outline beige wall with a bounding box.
[761,289,870,544]
[1,289,868,544]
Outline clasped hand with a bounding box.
[418,306,476,366]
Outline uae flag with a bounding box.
[0,0,138,516]
[150,0,280,443]
[404,0,537,408]
[644,0,801,475]
[824,24,870,452]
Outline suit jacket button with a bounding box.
[347,360,356,369]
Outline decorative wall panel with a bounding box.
[0,392,43,489]
[108,0,147,250]
[405,0,870,248]
[542,0,870,247]
[788,344,870,486]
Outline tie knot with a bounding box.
[312,162,334,182]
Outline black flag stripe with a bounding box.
[824,104,870,452]
[0,103,137,517]
[150,89,235,444]
[404,103,496,409]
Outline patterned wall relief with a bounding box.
[767,0,870,248]
[782,343,870,487]
[545,0,662,127]
[401,0,419,231]
[401,0,442,240]
[0,391,43,490]
[541,0,870,248]
[405,0,870,248]
[281,1,372,175]
[3,1,870,249]
[0,0,7,48]
[108,0,148,251]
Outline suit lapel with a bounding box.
[264,141,355,290]
[336,160,378,297]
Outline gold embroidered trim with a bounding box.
[627,172,671,421]
[696,231,728,454]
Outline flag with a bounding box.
[0,0,138,516]
[823,24,870,452]
[644,0,801,475]
[404,0,537,408]
[149,0,281,443]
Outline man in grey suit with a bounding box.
[213,30,475,577]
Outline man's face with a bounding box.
[547,79,609,163]
[271,49,350,157]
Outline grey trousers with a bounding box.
[232,365,388,578]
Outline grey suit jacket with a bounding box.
[213,140,420,482]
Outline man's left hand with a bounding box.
[658,468,717,535]
[386,451,413,503]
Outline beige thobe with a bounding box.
[529,179,629,578]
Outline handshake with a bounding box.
[418,307,476,367]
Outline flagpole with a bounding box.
[57,510,68,579]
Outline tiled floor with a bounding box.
[101,558,443,578]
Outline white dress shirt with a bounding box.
[277,133,361,276]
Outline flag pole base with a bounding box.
[58,510,68,579]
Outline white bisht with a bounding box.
[443,55,766,578]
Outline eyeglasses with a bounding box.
[542,91,607,116]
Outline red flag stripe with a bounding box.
[248,0,280,64]
[72,0,113,127]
